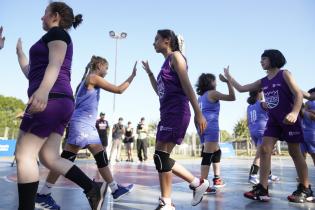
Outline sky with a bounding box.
[0,0,315,134]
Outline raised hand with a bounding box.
[141,60,151,74]
[132,61,137,77]
[219,73,228,83]
[0,26,5,49]
[224,65,232,81]
[16,38,23,54]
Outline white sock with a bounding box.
[109,181,118,192]
[39,182,54,195]
[161,197,172,205]
[190,177,200,188]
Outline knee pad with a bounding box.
[212,149,222,163]
[61,150,77,162]
[201,152,213,166]
[94,150,109,168]
[154,150,175,172]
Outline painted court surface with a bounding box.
[0,157,314,210]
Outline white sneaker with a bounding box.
[155,198,175,210]
[268,174,280,183]
[191,179,209,206]
[249,175,259,185]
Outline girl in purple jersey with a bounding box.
[224,49,313,203]
[246,90,280,184]
[15,2,108,210]
[142,30,208,210]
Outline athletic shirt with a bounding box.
[70,80,100,126]
[198,91,220,131]
[303,101,315,131]
[27,27,73,97]
[157,54,190,117]
[261,70,294,121]
[247,101,268,133]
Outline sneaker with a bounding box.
[155,198,175,210]
[35,193,60,210]
[287,183,314,203]
[213,177,226,188]
[85,182,108,210]
[249,175,259,185]
[244,183,270,202]
[112,184,134,201]
[204,186,217,195]
[190,179,209,206]
[268,174,280,183]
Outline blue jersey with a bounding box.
[198,91,220,132]
[303,101,315,132]
[247,101,268,134]
[70,80,100,126]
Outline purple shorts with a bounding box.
[250,131,264,147]
[67,121,101,148]
[263,115,304,143]
[300,131,315,154]
[156,113,191,145]
[199,130,219,144]
[20,98,74,138]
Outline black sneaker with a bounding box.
[85,182,108,210]
[287,183,314,203]
[244,183,270,202]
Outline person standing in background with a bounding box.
[136,117,148,162]
[109,117,125,162]
[96,112,110,149]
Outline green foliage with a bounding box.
[233,118,250,141]
[0,95,25,138]
[220,130,232,142]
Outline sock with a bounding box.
[250,164,260,175]
[161,197,172,205]
[109,181,118,192]
[39,182,54,195]
[269,170,272,176]
[18,181,39,210]
[190,177,200,188]
[65,165,93,193]
[214,175,220,179]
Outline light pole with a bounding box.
[109,31,127,117]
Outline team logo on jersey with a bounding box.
[157,76,165,99]
[265,90,279,109]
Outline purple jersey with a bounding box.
[155,54,191,144]
[27,28,73,98]
[247,101,268,134]
[157,54,190,117]
[261,70,303,142]
[303,101,315,131]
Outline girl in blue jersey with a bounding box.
[300,88,315,166]
[196,69,235,192]
[35,56,136,209]
[247,90,280,184]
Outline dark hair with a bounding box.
[49,2,83,29]
[196,73,216,95]
[75,55,108,96]
[261,49,286,68]
[157,29,180,52]
[247,90,262,105]
[308,87,315,94]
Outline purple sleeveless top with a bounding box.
[27,31,73,98]
[156,54,190,118]
[261,70,294,121]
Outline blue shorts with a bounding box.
[199,130,219,144]
[250,131,264,147]
[300,131,315,154]
[67,121,101,148]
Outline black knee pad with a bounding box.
[94,150,108,168]
[61,150,77,162]
[212,149,222,163]
[201,152,213,166]
[153,150,175,173]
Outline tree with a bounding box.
[220,130,232,142]
[0,95,25,138]
[233,118,250,141]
